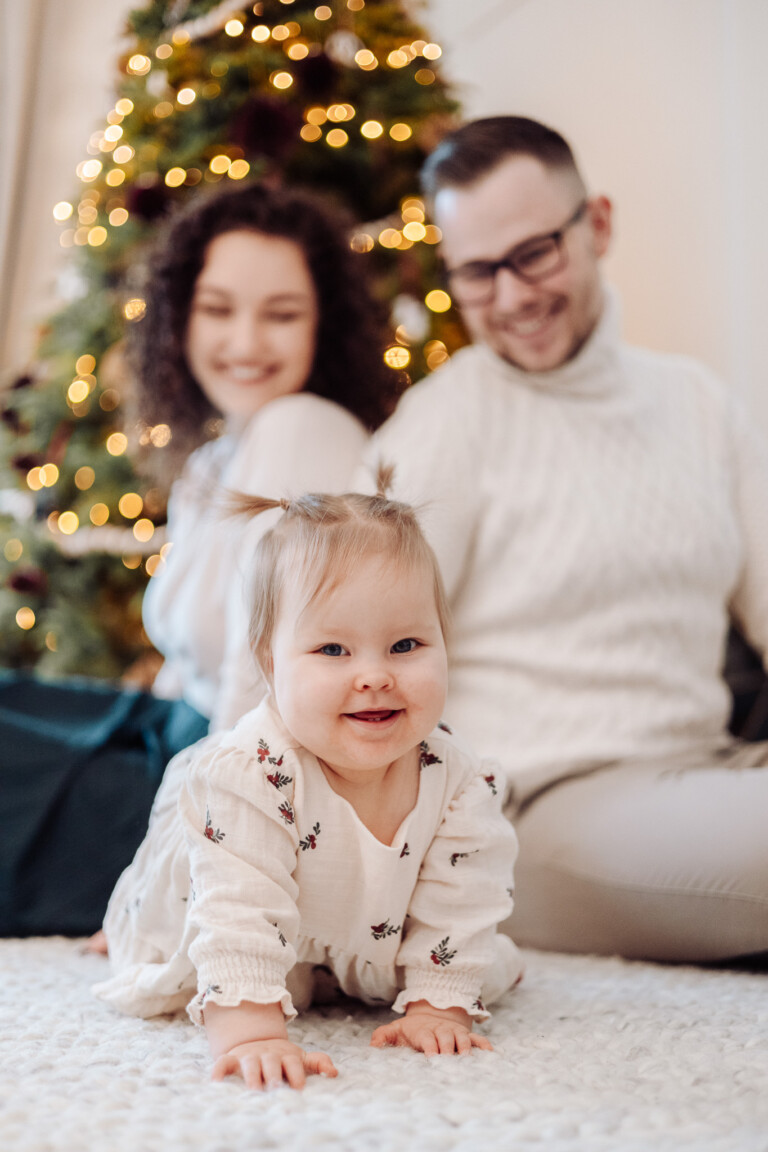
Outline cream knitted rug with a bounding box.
[1,938,765,1152]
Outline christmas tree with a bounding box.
[0,0,462,679]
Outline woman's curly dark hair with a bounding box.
[128,181,398,469]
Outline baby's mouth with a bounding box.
[347,709,400,723]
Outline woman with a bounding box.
[1,182,396,937]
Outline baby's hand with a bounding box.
[370,1001,492,1056]
[212,1038,338,1091]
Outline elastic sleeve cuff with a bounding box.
[392,971,489,1020]
[187,982,296,1027]
[188,954,295,1025]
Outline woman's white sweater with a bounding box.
[366,294,768,797]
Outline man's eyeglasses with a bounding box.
[445,200,589,306]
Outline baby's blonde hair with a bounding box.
[230,470,450,677]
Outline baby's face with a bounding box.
[271,555,448,781]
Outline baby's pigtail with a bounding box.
[375,461,396,498]
[221,490,291,519]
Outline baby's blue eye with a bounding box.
[320,643,345,656]
[391,638,418,654]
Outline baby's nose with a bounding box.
[354,664,393,692]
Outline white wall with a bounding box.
[0,0,133,376]
[3,0,768,431]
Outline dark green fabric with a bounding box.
[0,673,208,937]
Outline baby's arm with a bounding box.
[370,1000,492,1056]
[206,1001,337,1090]
[377,758,521,1055]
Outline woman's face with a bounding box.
[184,229,319,422]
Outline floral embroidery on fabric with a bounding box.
[484,774,498,795]
[430,937,457,966]
[437,721,453,734]
[400,842,410,858]
[371,919,402,940]
[450,849,479,867]
[266,769,293,790]
[299,822,321,851]
[259,738,288,778]
[472,998,486,1014]
[198,983,223,1007]
[271,922,287,947]
[278,800,295,825]
[419,741,442,769]
[204,808,225,843]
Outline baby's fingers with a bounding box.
[469,1032,493,1052]
[281,1054,307,1090]
[212,1052,260,1086]
[417,1028,440,1057]
[304,1051,338,1079]
[370,1023,400,1048]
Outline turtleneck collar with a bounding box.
[474,284,623,399]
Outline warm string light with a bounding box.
[425,289,451,313]
[123,298,146,321]
[138,421,173,448]
[425,340,450,370]
[58,512,80,535]
[118,493,143,519]
[74,467,95,490]
[4,539,23,562]
[127,54,151,75]
[26,465,60,492]
[16,607,35,630]
[384,346,410,369]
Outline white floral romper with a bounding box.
[95,697,523,1024]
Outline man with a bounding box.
[364,116,768,963]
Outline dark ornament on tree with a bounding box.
[11,453,43,474]
[10,373,35,391]
[1,407,22,432]
[293,52,340,101]
[230,98,304,163]
[8,568,48,596]
[125,183,171,222]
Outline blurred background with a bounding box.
[1,0,767,677]
[4,0,768,422]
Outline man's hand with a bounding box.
[212,1037,338,1090]
[370,1000,492,1056]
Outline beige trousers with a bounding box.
[506,743,768,963]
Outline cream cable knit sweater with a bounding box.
[365,293,768,798]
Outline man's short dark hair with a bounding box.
[422,115,583,199]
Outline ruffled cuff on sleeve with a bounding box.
[187,955,296,1026]
[392,968,489,1020]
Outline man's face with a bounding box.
[435,155,612,372]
